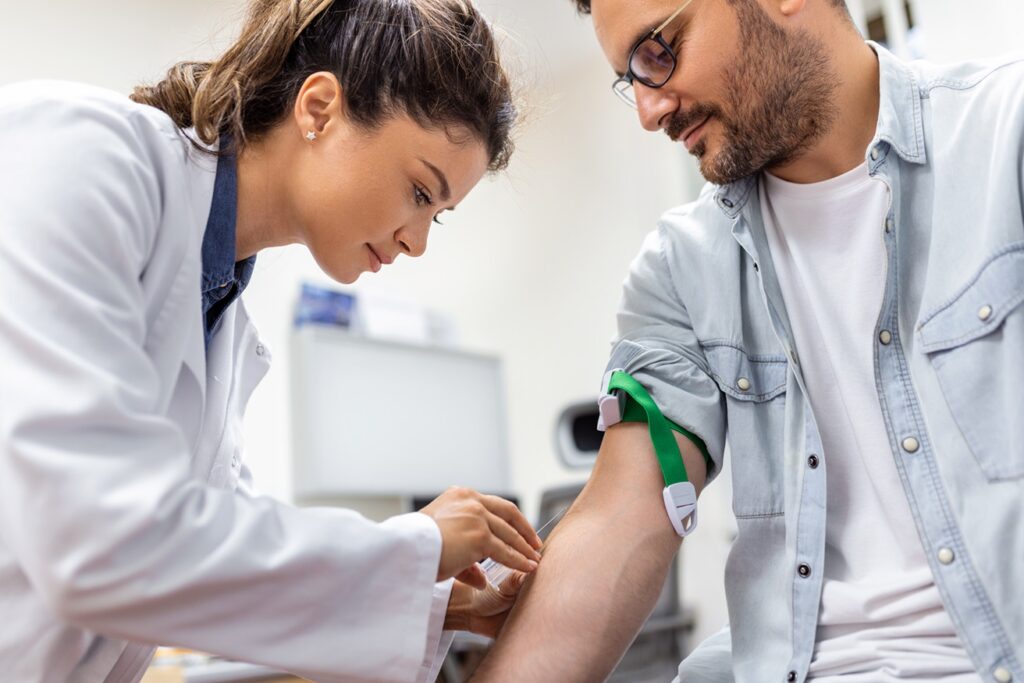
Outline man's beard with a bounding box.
[668,0,839,185]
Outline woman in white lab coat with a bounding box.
[0,1,541,681]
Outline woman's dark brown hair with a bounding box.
[132,0,515,170]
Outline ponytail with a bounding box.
[131,0,333,147]
[132,0,516,171]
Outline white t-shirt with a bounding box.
[760,163,978,682]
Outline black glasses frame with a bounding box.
[611,0,695,108]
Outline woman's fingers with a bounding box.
[479,494,543,550]
[486,535,539,574]
[456,564,488,590]
[423,486,545,581]
[497,570,527,598]
[485,510,542,566]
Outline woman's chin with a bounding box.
[334,270,361,285]
[312,252,362,285]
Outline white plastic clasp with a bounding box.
[597,369,625,432]
[663,482,698,537]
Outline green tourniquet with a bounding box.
[608,371,712,485]
[607,372,689,486]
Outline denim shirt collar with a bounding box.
[200,139,256,346]
[713,41,927,218]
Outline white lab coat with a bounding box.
[0,81,452,683]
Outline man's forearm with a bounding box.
[470,424,706,682]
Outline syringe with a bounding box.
[479,505,568,589]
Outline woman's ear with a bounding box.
[293,71,346,139]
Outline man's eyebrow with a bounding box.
[418,158,451,202]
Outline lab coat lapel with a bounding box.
[178,135,220,402]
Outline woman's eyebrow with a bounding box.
[418,158,451,202]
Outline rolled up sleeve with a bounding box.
[607,228,726,482]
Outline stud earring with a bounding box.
[305,130,317,142]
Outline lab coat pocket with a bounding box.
[702,342,788,518]
[917,241,1024,481]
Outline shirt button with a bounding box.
[256,343,266,357]
[879,330,892,345]
[798,563,812,578]
[978,305,993,321]
[870,146,881,160]
[788,671,797,682]
[737,377,751,392]
[937,547,955,565]
[721,197,735,208]
[994,667,1012,682]
[808,454,819,469]
[902,437,920,453]
[885,218,894,233]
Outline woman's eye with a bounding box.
[414,186,433,207]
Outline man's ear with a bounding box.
[292,71,346,139]
[779,0,808,17]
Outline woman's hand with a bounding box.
[421,487,542,582]
[444,571,527,639]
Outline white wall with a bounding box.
[909,0,1024,62]
[0,0,241,92]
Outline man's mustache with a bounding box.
[666,104,721,141]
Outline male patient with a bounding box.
[471,1,1024,681]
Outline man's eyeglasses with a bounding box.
[612,0,696,108]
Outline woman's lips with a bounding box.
[366,245,382,273]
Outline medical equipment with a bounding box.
[480,507,567,589]
[291,328,510,498]
[598,370,701,537]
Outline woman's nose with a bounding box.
[396,222,429,258]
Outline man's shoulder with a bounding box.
[655,183,732,240]
[909,55,1024,160]
[623,182,743,298]
[912,53,1024,95]
[650,182,741,260]
[912,54,1024,124]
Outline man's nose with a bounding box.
[635,82,679,132]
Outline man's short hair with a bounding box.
[570,0,849,16]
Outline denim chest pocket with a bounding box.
[917,242,1024,481]
[703,343,789,518]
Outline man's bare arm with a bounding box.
[470,422,708,682]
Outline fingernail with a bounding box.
[533,550,542,561]
[527,560,538,570]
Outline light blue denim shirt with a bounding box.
[607,44,1024,683]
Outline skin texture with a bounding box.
[230,72,537,634]
[472,0,884,677]
[233,71,491,282]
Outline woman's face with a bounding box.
[287,112,490,284]
[272,74,491,286]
